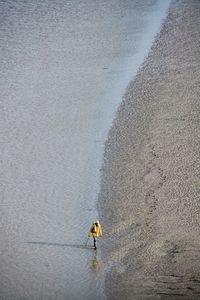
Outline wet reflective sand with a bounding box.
[1,0,170,299]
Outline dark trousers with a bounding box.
[93,237,96,249]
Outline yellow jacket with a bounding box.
[89,223,102,237]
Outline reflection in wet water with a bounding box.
[91,252,103,273]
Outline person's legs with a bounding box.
[93,237,96,249]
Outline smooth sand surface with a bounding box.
[98,0,200,298]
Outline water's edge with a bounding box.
[1,1,171,299]
[98,0,200,298]
[96,1,173,298]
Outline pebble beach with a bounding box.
[99,0,200,298]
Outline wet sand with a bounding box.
[98,0,200,298]
[1,1,171,299]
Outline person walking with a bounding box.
[88,220,102,250]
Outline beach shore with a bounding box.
[98,0,200,298]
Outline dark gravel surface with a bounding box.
[98,0,200,299]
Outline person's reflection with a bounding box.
[90,251,103,273]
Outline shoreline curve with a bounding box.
[98,0,200,298]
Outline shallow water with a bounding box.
[1,0,170,299]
